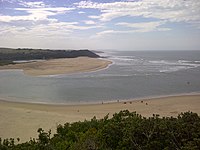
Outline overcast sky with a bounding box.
[0,0,200,51]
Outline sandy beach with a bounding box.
[0,94,200,142]
[0,57,112,76]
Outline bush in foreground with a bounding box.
[1,110,200,150]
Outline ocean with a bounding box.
[0,50,200,104]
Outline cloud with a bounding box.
[0,1,102,39]
[93,20,171,38]
[84,20,96,25]
[48,22,102,30]
[95,21,171,38]
[0,0,16,3]
[0,21,103,39]
[18,1,47,8]
[76,0,200,27]
[0,23,71,37]
[116,21,171,32]
[88,15,101,19]
[0,7,75,23]
[78,11,85,14]
[95,30,115,37]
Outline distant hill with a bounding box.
[0,48,100,65]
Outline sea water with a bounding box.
[0,50,200,104]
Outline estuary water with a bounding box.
[0,50,200,104]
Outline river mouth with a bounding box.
[0,50,200,104]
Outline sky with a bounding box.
[0,0,200,51]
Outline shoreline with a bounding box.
[0,57,112,76]
[0,93,200,142]
[1,91,200,106]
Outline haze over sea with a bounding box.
[0,50,200,104]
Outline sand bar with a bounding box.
[0,94,200,142]
[0,57,112,76]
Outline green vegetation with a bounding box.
[0,60,15,66]
[1,110,200,150]
[0,48,100,66]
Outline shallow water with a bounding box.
[0,50,200,104]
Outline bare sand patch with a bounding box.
[0,57,112,76]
